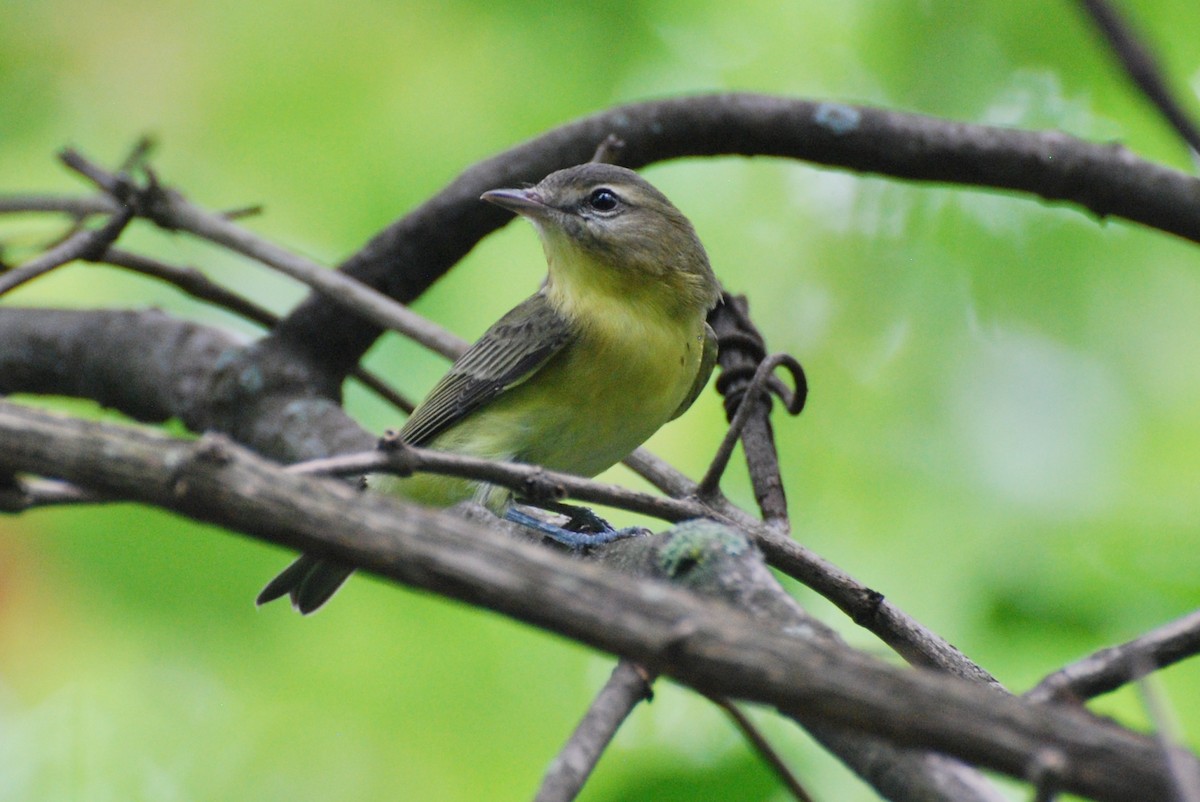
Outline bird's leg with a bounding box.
[547,501,616,533]
[505,503,649,548]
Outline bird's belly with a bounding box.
[438,319,701,479]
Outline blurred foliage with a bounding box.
[2,0,1200,799]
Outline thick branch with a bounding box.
[0,306,236,428]
[0,400,1191,802]
[271,93,1200,380]
[0,307,375,461]
[0,305,1000,687]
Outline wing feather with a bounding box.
[399,292,574,446]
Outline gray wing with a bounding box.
[670,322,718,420]
[399,291,575,447]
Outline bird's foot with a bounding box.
[505,506,649,548]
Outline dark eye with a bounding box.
[587,187,620,212]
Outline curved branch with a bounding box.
[273,92,1200,378]
[707,696,815,802]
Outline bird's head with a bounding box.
[482,163,720,314]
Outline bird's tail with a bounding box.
[257,554,354,614]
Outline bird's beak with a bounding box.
[480,187,551,218]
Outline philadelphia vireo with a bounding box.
[259,163,721,613]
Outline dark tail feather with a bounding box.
[257,554,354,614]
[256,554,317,606]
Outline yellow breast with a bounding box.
[386,243,713,511]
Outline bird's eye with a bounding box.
[587,188,620,212]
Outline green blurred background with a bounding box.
[3,1,1200,799]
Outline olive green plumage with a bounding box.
[259,163,720,613]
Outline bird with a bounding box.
[258,162,721,613]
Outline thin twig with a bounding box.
[696,352,806,499]
[116,135,156,174]
[58,148,469,359]
[97,248,415,413]
[346,370,416,415]
[708,696,815,802]
[0,205,133,296]
[1077,0,1200,156]
[102,248,279,325]
[218,204,264,220]
[623,447,707,498]
[1137,668,1200,802]
[708,296,806,526]
[700,295,999,684]
[1026,609,1200,703]
[628,450,1000,686]
[1,401,1186,802]
[0,194,118,217]
[288,443,704,523]
[289,441,1003,688]
[533,660,654,802]
[1027,748,1067,802]
[747,513,1002,687]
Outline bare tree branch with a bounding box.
[1137,672,1200,802]
[290,437,989,690]
[6,88,1200,797]
[0,295,995,687]
[95,248,415,413]
[0,204,132,295]
[1077,0,1200,155]
[0,286,999,690]
[0,399,1187,802]
[0,307,237,427]
[254,93,1200,386]
[0,193,118,216]
[534,660,654,802]
[707,696,815,802]
[1027,609,1200,703]
[290,442,703,523]
[58,147,469,360]
[0,306,375,460]
[624,443,1005,687]
[702,296,805,525]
